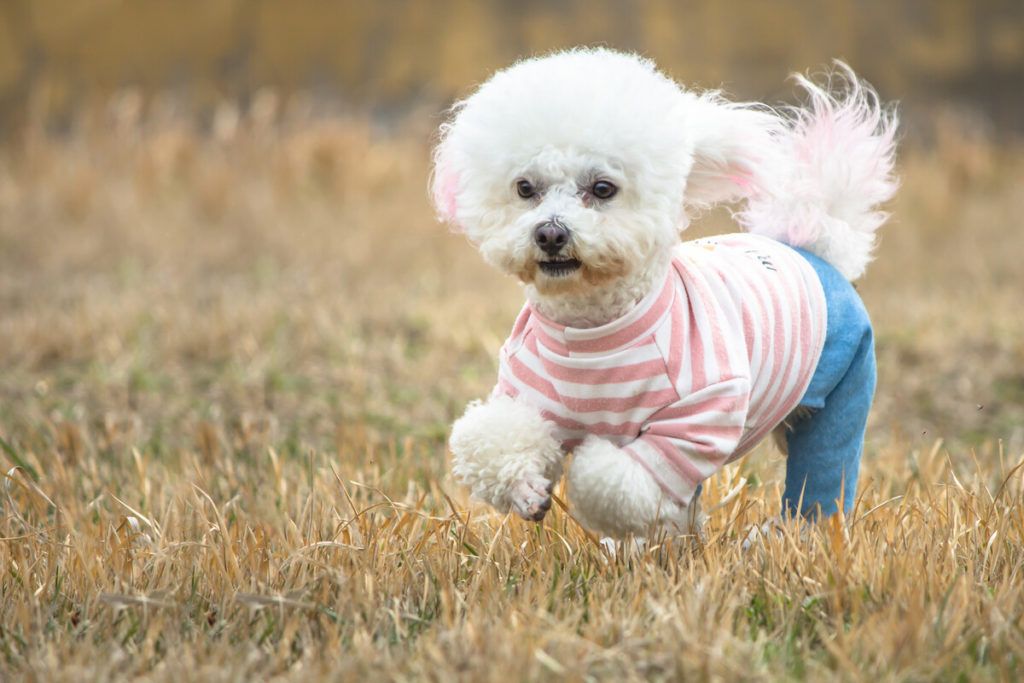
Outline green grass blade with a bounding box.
[0,434,39,482]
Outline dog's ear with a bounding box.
[683,94,782,207]
[429,118,466,232]
[430,161,462,230]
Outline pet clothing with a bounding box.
[494,233,873,517]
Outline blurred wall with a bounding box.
[1,0,1022,135]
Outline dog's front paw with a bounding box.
[569,435,699,539]
[510,476,554,521]
[449,395,564,516]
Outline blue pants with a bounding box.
[782,248,876,519]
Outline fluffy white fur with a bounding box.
[434,48,897,538]
[737,62,900,279]
[448,395,564,519]
[568,435,703,538]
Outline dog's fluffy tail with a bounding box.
[738,63,899,281]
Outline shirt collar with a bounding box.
[529,267,677,357]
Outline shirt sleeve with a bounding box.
[622,376,751,507]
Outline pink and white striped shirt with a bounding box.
[495,234,828,507]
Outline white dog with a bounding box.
[431,48,897,539]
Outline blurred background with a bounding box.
[0,1,1022,468]
[1,0,1023,137]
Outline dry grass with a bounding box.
[1,95,1023,680]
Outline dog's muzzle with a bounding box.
[533,219,581,277]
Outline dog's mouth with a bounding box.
[538,258,582,277]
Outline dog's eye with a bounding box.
[516,179,536,199]
[591,181,617,200]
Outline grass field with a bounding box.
[1,97,1023,680]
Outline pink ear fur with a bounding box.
[430,164,462,230]
[428,145,467,233]
[429,111,467,232]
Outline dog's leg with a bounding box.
[783,331,874,519]
[567,435,700,539]
[448,395,564,520]
[783,255,876,519]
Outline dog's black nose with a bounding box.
[533,220,570,256]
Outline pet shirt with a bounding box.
[494,233,828,507]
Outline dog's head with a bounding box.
[431,48,780,296]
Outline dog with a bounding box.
[431,48,897,539]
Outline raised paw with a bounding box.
[510,476,553,521]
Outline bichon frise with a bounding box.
[431,48,897,539]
